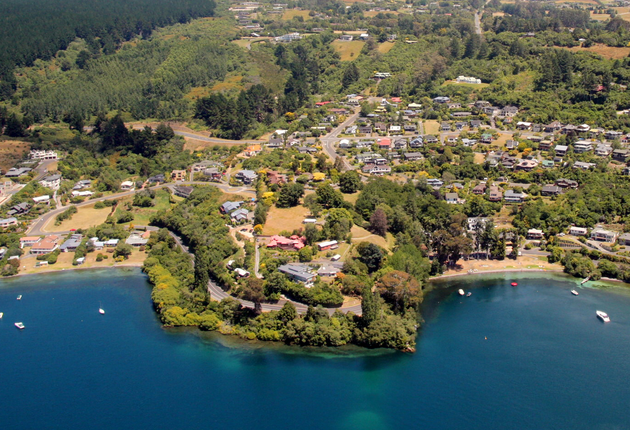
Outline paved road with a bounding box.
[321,109,361,171]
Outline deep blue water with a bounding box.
[1,268,629,430]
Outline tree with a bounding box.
[341,63,360,89]
[276,183,304,208]
[339,170,360,194]
[113,242,133,259]
[241,277,265,314]
[361,285,380,326]
[4,114,26,137]
[304,224,320,245]
[277,301,297,323]
[370,208,388,237]
[316,184,343,209]
[357,242,383,272]
[298,246,313,262]
[376,270,422,312]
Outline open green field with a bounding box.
[282,10,312,20]
[330,40,365,61]
[47,203,113,232]
[263,205,310,235]
[115,189,173,226]
[423,120,440,135]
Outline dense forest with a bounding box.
[0,0,216,99]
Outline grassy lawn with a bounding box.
[47,204,113,232]
[423,120,440,135]
[115,189,172,227]
[473,152,486,164]
[564,44,630,59]
[441,81,490,89]
[342,192,360,205]
[20,248,147,274]
[377,42,395,54]
[350,225,389,250]
[263,205,311,235]
[330,40,365,61]
[282,10,311,20]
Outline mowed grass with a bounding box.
[424,120,440,135]
[47,204,113,232]
[377,42,395,54]
[350,225,389,250]
[282,10,311,20]
[441,80,490,89]
[342,192,360,205]
[263,205,310,235]
[590,12,612,21]
[330,40,365,61]
[565,44,630,59]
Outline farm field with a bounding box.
[282,10,311,20]
[377,42,395,54]
[330,40,365,61]
[565,44,630,59]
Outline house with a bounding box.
[20,236,41,248]
[235,170,258,184]
[59,234,83,252]
[278,264,316,283]
[389,125,402,134]
[445,192,459,204]
[317,240,339,251]
[573,161,595,170]
[403,124,417,133]
[5,167,32,178]
[480,133,493,144]
[505,140,518,150]
[30,150,58,160]
[345,125,358,135]
[409,137,423,148]
[515,159,538,172]
[30,235,60,255]
[469,119,483,128]
[126,233,149,247]
[339,34,353,41]
[267,235,306,251]
[362,164,391,175]
[191,160,222,172]
[573,142,593,154]
[73,179,92,190]
[221,201,243,214]
[374,122,387,134]
[501,106,519,117]
[447,102,462,109]
[424,135,438,144]
[0,217,18,229]
[504,189,527,203]
[266,170,287,186]
[467,217,488,232]
[539,140,553,151]
[545,121,563,133]
[617,233,630,246]
[541,185,563,196]
[554,145,568,156]
[230,208,251,223]
[605,130,623,140]
[433,96,450,104]
[39,174,62,190]
[244,144,262,157]
[541,160,555,168]
[147,174,166,184]
[267,137,284,148]
[393,139,408,149]
[624,166,630,176]
[318,265,340,277]
[403,152,424,161]
[358,125,372,134]
[33,195,51,204]
[472,183,487,195]
[590,227,618,242]
[612,149,630,162]
[377,138,391,148]
[171,170,187,181]
[440,122,452,132]
[203,167,223,181]
[173,186,194,198]
[234,268,250,278]
[527,229,544,240]
[426,178,443,188]
[595,144,613,157]
[7,202,31,217]
[119,180,135,191]
[569,227,588,236]
[516,122,532,130]
[556,178,578,189]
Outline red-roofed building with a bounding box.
[378,138,391,148]
[266,235,306,251]
[390,97,402,103]
[315,101,332,106]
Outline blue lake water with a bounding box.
[1,268,629,430]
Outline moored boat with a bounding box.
[14,322,25,329]
[0,312,3,319]
[466,292,472,297]
[511,282,518,287]
[17,295,22,300]
[571,290,579,296]
[458,289,465,296]
[99,308,105,315]
[596,310,610,322]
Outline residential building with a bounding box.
[595,144,613,157]
[573,142,593,154]
[590,228,618,242]
[203,167,223,181]
[235,170,258,184]
[317,240,339,251]
[426,178,443,188]
[267,235,306,251]
[126,233,150,247]
[20,236,41,248]
[317,265,340,277]
[612,149,630,162]
[445,192,459,204]
[403,152,424,161]
[480,133,493,143]
[467,216,488,232]
[573,161,595,170]
[33,195,51,203]
[278,264,316,283]
[556,178,578,189]
[5,167,32,177]
[171,170,187,181]
[120,181,135,191]
[504,189,527,203]
[29,150,58,160]
[377,138,391,148]
[244,144,262,157]
[472,183,487,195]
[147,174,166,183]
[7,202,31,217]
[501,106,519,117]
[0,217,18,229]
[221,201,243,214]
[173,186,194,198]
[59,234,83,252]
[539,140,553,151]
[39,174,62,190]
[30,235,60,255]
[230,208,251,223]
[617,233,630,246]
[541,185,563,196]
[527,229,544,240]
[569,226,588,236]
[554,145,568,156]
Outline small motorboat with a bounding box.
[16,295,22,300]
[596,310,610,323]
[571,290,579,296]
[14,322,25,330]
[466,292,472,297]
[511,282,518,287]
[458,289,465,296]
[99,308,105,315]
[0,312,3,319]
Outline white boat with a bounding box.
[99,308,105,315]
[571,290,579,296]
[458,289,465,296]
[14,322,25,330]
[16,295,22,300]
[466,292,472,297]
[0,312,3,319]
[596,310,610,323]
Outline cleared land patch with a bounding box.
[564,44,630,59]
[46,203,112,232]
[263,205,311,235]
[330,40,365,61]
[282,10,311,20]
[377,42,395,54]
[0,139,30,171]
[423,120,440,135]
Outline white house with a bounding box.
[39,174,61,190]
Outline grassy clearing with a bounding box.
[564,44,630,59]
[0,139,30,171]
[590,12,611,21]
[377,42,395,54]
[441,80,490,89]
[20,249,147,274]
[330,40,365,61]
[263,205,311,235]
[423,120,440,135]
[47,204,113,232]
[473,152,486,164]
[210,75,244,93]
[282,10,311,20]
[342,192,360,205]
[363,10,399,17]
[350,225,389,250]
[115,189,173,227]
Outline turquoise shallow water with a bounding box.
[0,268,629,430]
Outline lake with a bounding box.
[0,268,629,430]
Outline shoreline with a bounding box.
[430,268,564,281]
[6,263,144,280]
